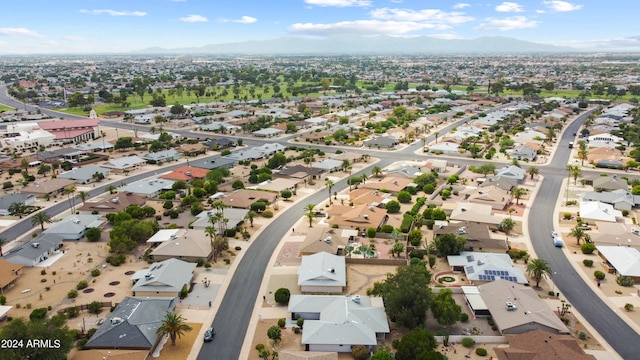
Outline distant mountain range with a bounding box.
[134,35,575,55]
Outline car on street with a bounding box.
[204,327,215,342]
[551,231,558,238]
[552,235,564,248]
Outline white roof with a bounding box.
[461,286,488,311]
[596,245,640,277]
[580,201,622,222]
[0,306,12,318]
[146,229,180,243]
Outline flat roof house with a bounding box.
[119,178,175,198]
[58,165,110,184]
[131,258,196,297]
[298,252,346,294]
[0,193,36,216]
[44,214,105,240]
[100,155,146,173]
[5,234,64,267]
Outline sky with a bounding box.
[0,0,638,54]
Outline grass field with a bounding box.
[0,104,14,113]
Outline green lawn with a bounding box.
[0,104,14,113]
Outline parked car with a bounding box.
[551,231,558,238]
[552,235,564,248]
[204,327,215,342]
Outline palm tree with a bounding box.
[526,166,539,180]
[205,226,218,263]
[510,187,527,205]
[31,211,52,231]
[569,227,587,245]
[577,148,589,166]
[156,312,193,346]
[371,166,382,178]
[8,201,27,218]
[63,185,77,213]
[526,258,552,288]
[305,203,315,227]
[20,157,29,174]
[566,164,582,185]
[0,238,6,257]
[325,178,334,205]
[347,166,353,191]
[245,210,258,228]
[76,191,88,205]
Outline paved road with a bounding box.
[2,89,639,357]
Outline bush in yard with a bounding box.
[352,345,369,360]
[250,201,266,212]
[0,295,5,305]
[583,259,594,267]
[460,313,469,322]
[563,212,572,220]
[617,275,635,287]
[85,227,102,242]
[107,253,127,266]
[88,301,102,315]
[274,288,291,305]
[367,227,377,238]
[476,348,488,356]
[267,325,282,343]
[625,303,634,311]
[262,210,273,218]
[579,331,587,340]
[594,270,606,281]
[292,326,300,334]
[380,225,394,233]
[29,308,48,321]
[163,200,173,209]
[407,229,422,246]
[76,280,88,290]
[462,337,475,348]
[255,344,265,351]
[66,306,79,318]
[277,318,286,327]
[385,200,401,213]
[296,317,304,328]
[67,289,78,299]
[397,191,412,203]
[581,242,595,254]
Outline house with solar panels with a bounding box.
[447,251,528,285]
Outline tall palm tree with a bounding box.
[76,191,88,205]
[569,227,587,245]
[205,226,218,263]
[510,187,527,205]
[526,166,539,180]
[31,211,52,231]
[63,185,77,213]
[20,157,29,174]
[245,211,258,228]
[156,312,193,346]
[305,203,315,227]
[371,166,382,178]
[566,164,582,185]
[8,201,27,218]
[347,166,353,191]
[526,258,552,288]
[0,238,6,257]
[325,179,334,205]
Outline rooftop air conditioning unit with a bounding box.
[111,197,120,204]
[363,214,369,220]
[144,273,153,279]
[505,302,517,311]
[73,219,81,224]
[111,317,123,324]
[633,228,640,235]
[31,242,40,248]
[324,237,332,243]
[368,206,375,211]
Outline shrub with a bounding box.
[462,337,475,348]
[41,269,46,275]
[224,258,231,264]
[617,275,635,287]
[106,253,127,266]
[255,344,265,351]
[67,289,78,299]
[385,200,401,213]
[88,301,102,315]
[563,212,572,220]
[66,306,79,318]
[76,339,88,350]
[625,303,634,311]
[367,227,377,238]
[548,290,556,296]
[623,209,630,217]
[460,313,469,322]
[274,288,291,305]
[352,345,369,360]
[581,242,596,254]
[594,270,606,281]
[397,190,412,203]
[292,326,300,334]
[392,339,401,349]
[277,318,286,327]
[91,269,101,277]
[296,317,304,328]
[583,259,594,267]
[76,280,88,290]
[204,262,211,269]
[380,225,394,233]
[0,295,6,305]
[262,210,273,218]
[579,331,587,340]
[85,227,102,242]
[476,348,488,356]
[235,246,242,251]
[29,308,48,321]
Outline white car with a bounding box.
[551,231,558,238]
[552,236,564,248]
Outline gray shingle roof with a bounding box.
[131,258,196,294]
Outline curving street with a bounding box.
[1,89,639,358]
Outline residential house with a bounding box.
[326,204,388,230]
[37,118,99,144]
[508,145,537,162]
[579,201,622,223]
[79,192,146,215]
[0,259,23,293]
[252,178,300,193]
[190,157,236,170]
[590,175,629,192]
[275,165,324,182]
[44,214,105,240]
[349,188,390,207]
[586,133,623,148]
[478,279,569,335]
[478,176,518,192]
[298,252,346,293]
[150,229,212,262]
[359,177,413,195]
[464,185,511,211]
[0,193,36,216]
[252,128,284,138]
[581,189,640,211]
[190,208,249,230]
[21,178,76,198]
[299,228,354,256]
[5,234,64,267]
[494,330,597,360]
[143,149,181,164]
[73,140,114,153]
[58,166,110,185]
[495,165,526,183]
[221,189,278,209]
[100,155,146,173]
[313,159,343,173]
[119,178,175,198]
[85,296,178,350]
[449,203,502,226]
[160,166,208,182]
[596,245,640,281]
[363,136,399,149]
[177,143,207,157]
[288,295,389,353]
[448,252,527,284]
[130,258,196,297]
[434,223,507,252]
[589,222,640,247]
[428,141,460,154]
[202,137,235,149]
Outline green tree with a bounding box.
[245,210,258,227]
[433,232,466,256]
[371,165,383,178]
[526,166,539,179]
[305,203,315,227]
[394,328,441,360]
[31,211,52,230]
[85,227,102,242]
[385,200,401,213]
[500,218,515,235]
[569,226,587,245]
[397,190,412,203]
[431,289,462,334]
[267,325,282,343]
[267,152,287,169]
[510,187,527,205]
[325,178,334,205]
[367,262,432,329]
[0,316,75,360]
[156,312,193,346]
[526,258,552,288]
[567,164,582,185]
[390,241,405,257]
[8,201,27,218]
[280,189,292,200]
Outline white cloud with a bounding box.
[495,2,524,12]
[543,1,583,12]
[536,9,546,14]
[234,16,257,24]
[369,8,474,25]
[289,20,443,36]
[476,16,538,31]
[180,14,208,23]
[304,0,371,7]
[548,36,640,50]
[79,9,147,16]
[453,3,470,9]
[428,33,462,40]
[63,35,84,41]
[0,27,43,37]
